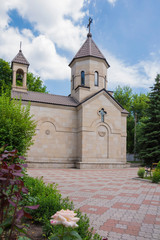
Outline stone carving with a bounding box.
[45,129,50,135]
[98,131,106,137]
[98,108,107,122]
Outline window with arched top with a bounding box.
[94,71,99,86]
[16,69,24,86]
[81,71,85,85]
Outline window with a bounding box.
[81,71,85,85]
[72,75,74,89]
[94,71,99,86]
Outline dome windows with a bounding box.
[94,71,99,86]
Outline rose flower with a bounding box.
[50,209,80,228]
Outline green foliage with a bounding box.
[23,176,65,221]
[0,93,36,155]
[138,74,160,166]
[113,86,149,153]
[113,86,132,111]
[23,176,102,240]
[0,149,39,240]
[156,161,160,170]
[0,58,48,94]
[27,72,48,93]
[49,227,82,240]
[152,170,160,183]
[0,59,12,95]
[137,168,145,178]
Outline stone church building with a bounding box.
[11,31,128,169]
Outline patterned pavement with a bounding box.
[27,168,160,240]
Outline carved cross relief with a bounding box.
[99,108,107,122]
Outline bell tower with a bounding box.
[69,18,110,103]
[11,44,29,92]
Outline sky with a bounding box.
[0,0,160,96]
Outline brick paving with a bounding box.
[27,168,160,240]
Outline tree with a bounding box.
[27,72,47,93]
[113,86,149,154]
[0,58,48,94]
[0,59,12,94]
[113,85,132,111]
[0,92,36,155]
[137,74,160,166]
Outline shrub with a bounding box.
[23,176,73,222]
[152,170,160,183]
[0,149,39,240]
[156,161,160,170]
[23,175,102,240]
[137,168,145,178]
[0,92,36,155]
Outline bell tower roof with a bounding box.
[11,49,29,68]
[69,34,110,67]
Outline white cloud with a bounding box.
[0,0,88,81]
[104,49,160,91]
[106,0,118,6]
[27,35,70,80]
[0,0,159,92]
[15,0,87,52]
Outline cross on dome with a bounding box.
[87,17,93,38]
[87,17,93,34]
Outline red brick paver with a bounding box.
[27,168,160,240]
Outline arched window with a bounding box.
[81,71,85,85]
[16,69,24,86]
[94,71,99,86]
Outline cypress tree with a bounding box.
[138,74,160,166]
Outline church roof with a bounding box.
[69,34,110,67]
[11,88,128,114]
[11,50,30,67]
[77,88,129,114]
[11,90,79,107]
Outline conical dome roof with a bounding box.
[69,34,110,67]
[11,50,29,67]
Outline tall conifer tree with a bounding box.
[138,74,160,166]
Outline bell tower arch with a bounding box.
[11,45,29,92]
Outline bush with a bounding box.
[156,161,160,170]
[0,92,36,155]
[23,176,73,222]
[23,175,102,240]
[137,168,145,178]
[152,170,160,183]
[0,149,39,240]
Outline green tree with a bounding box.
[137,74,160,166]
[0,59,12,94]
[27,72,47,93]
[113,85,132,111]
[0,58,48,94]
[0,92,36,155]
[113,86,149,153]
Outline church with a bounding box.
[11,25,128,169]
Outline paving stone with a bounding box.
[27,168,160,240]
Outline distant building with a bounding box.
[11,30,128,169]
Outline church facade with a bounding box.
[11,31,128,169]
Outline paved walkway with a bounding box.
[27,168,160,240]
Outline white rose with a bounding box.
[50,209,80,228]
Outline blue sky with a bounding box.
[0,0,160,95]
